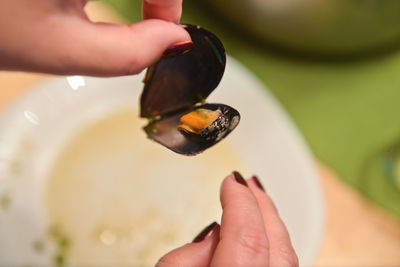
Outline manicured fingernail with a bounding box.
[193,222,218,243]
[233,171,248,187]
[163,41,194,58]
[252,176,265,191]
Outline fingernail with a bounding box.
[252,176,265,191]
[232,171,248,187]
[163,41,194,58]
[192,222,218,243]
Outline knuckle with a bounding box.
[237,227,269,256]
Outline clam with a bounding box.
[140,24,240,155]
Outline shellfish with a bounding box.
[140,25,240,155]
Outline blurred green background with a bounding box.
[104,0,400,218]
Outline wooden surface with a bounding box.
[315,164,400,266]
[1,2,399,266]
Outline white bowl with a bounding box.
[0,57,324,266]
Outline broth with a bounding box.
[46,109,243,266]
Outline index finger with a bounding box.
[142,0,182,23]
[211,172,270,266]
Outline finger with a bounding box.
[157,222,220,267]
[211,172,269,267]
[248,177,299,267]
[142,0,182,23]
[50,18,191,76]
[4,16,191,76]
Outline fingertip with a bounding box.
[221,171,247,189]
[156,222,220,267]
[123,19,191,74]
[128,19,190,42]
[232,171,248,187]
[250,175,265,191]
[51,19,192,76]
[192,221,219,243]
[220,172,254,211]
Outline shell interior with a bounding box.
[144,104,240,155]
[140,24,226,118]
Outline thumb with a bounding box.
[17,17,191,76]
[156,222,220,267]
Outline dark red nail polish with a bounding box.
[233,171,248,187]
[252,176,265,191]
[193,222,218,243]
[163,41,194,58]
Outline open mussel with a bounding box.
[177,104,237,144]
[140,24,240,155]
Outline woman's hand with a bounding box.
[157,172,299,267]
[0,0,191,76]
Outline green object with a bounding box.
[103,0,400,218]
[206,0,400,56]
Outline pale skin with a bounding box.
[157,173,299,267]
[0,0,190,76]
[0,1,298,265]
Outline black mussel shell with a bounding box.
[140,24,226,118]
[144,104,240,155]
